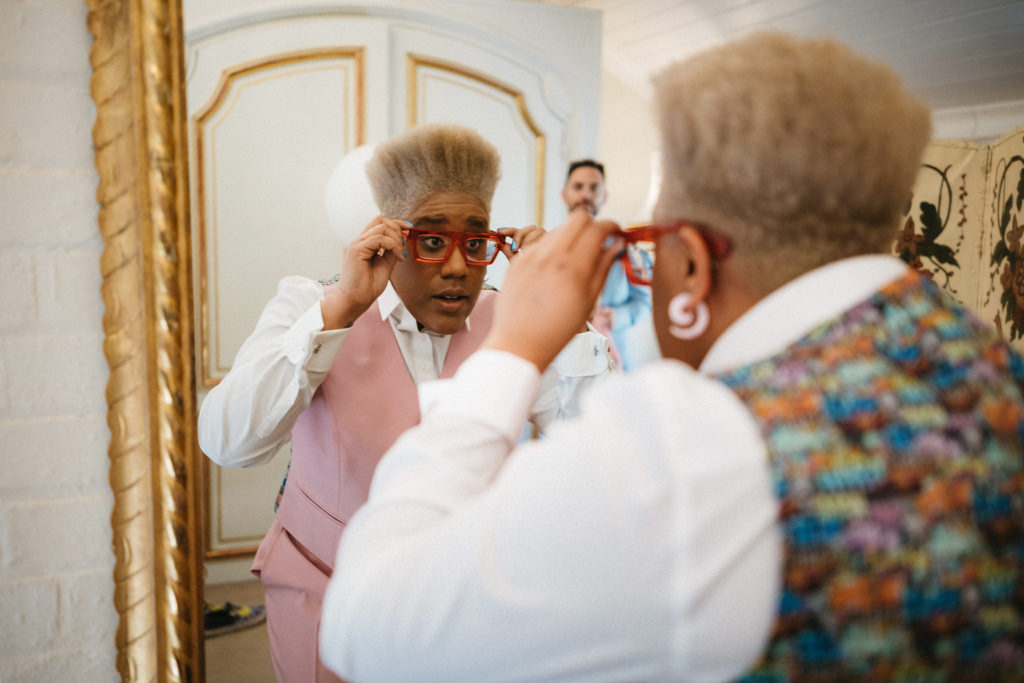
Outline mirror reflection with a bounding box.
[183,2,610,679]
[171,2,1024,682]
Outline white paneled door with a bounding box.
[184,1,601,576]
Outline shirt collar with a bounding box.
[376,281,473,333]
[377,281,404,322]
[700,255,910,374]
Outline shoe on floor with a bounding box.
[204,602,267,638]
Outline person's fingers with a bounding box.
[375,218,406,251]
[547,216,621,277]
[582,219,623,251]
[590,234,625,295]
[515,225,545,249]
[349,217,408,260]
[378,249,401,271]
[357,216,406,239]
[379,217,410,233]
[376,233,406,261]
[350,233,386,260]
[547,211,615,256]
[496,225,544,254]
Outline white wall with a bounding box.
[598,70,658,225]
[932,98,1024,143]
[0,1,118,680]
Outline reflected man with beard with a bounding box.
[563,159,656,370]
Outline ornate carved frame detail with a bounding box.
[87,0,203,680]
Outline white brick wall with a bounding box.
[0,0,117,680]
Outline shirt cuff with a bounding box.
[552,325,614,377]
[418,349,540,445]
[282,299,349,373]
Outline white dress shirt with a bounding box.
[320,255,910,682]
[198,277,613,468]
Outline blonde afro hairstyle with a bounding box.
[653,32,931,286]
[366,123,501,219]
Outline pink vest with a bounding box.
[275,290,497,569]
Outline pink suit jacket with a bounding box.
[270,288,496,570]
[253,290,497,682]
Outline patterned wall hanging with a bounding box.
[897,125,1024,351]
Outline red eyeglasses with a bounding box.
[401,228,510,266]
[617,221,732,286]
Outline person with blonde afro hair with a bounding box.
[198,122,614,682]
[366,123,501,219]
[653,31,932,292]
[321,32,1024,682]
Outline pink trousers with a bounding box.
[252,520,349,683]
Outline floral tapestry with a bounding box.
[896,125,1024,350]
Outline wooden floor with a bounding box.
[204,579,276,683]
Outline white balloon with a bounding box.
[323,144,380,245]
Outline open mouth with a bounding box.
[432,291,469,310]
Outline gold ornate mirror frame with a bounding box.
[87,0,204,680]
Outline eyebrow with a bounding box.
[415,216,490,230]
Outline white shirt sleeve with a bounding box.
[321,352,782,683]
[197,276,349,467]
[530,323,616,429]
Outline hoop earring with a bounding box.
[668,293,709,340]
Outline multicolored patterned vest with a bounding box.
[715,270,1024,681]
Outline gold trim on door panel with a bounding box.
[406,54,546,226]
[192,48,366,390]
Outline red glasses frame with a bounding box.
[401,228,509,266]
[618,220,733,286]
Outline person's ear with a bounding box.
[560,186,570,205]
[677,225,712,305]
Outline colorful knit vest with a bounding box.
[715,270,1024,682]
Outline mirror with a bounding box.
[89,0,602,679]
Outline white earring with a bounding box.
[668,293,709,340]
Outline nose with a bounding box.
[441,243,469,277]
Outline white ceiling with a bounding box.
[527,0,1024,113]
